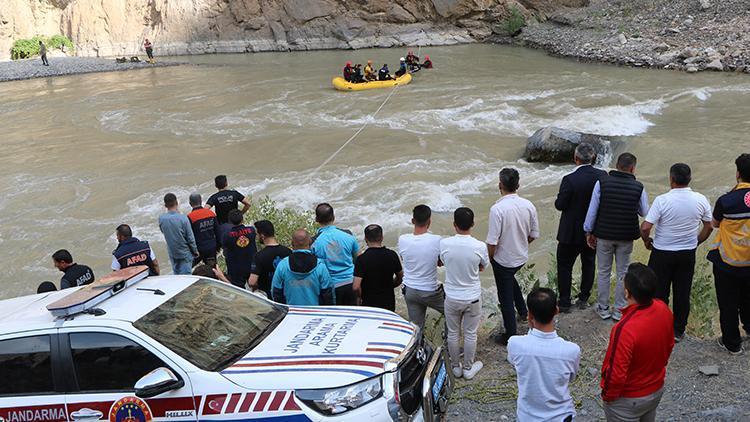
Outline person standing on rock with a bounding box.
[39,41,48,66]
[486,168,539,346]
[555,143,607,313]
[143,38,154,62]
[158,193,199,275]
[584,153,649,321]
[398,205,444,329]
[440,207,489,380]
[206,175,251,226]
[508,288,580,421]
[600,263,674,422]
[708,153,750,355]
[640,163,713,343]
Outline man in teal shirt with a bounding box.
[272,229,335,306]
[312,203,360,305]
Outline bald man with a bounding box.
[271,229,335,306]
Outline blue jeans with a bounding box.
[491,260,527,337]
[171,258,193,275]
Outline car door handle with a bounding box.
[70,408,104,420]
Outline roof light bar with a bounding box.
[47,266,150,318]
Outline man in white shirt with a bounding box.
[640,163,713,342]
[486,168,540,346]
[398,205,444,329]
[440,207,490,380]
[508,288,581,422]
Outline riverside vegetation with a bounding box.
[11,35,73,60]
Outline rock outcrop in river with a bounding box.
[523,126,618,166]
[0,0,585,60]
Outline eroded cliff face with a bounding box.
[0,0,586,60]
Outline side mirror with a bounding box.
[134,367,184,399]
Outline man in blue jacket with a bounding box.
[311,203,359,305]
[272,229,335,306]
[554,144,607,312]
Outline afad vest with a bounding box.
[593,170,644,241]
[711,183,750,267]
[113,237,157,276]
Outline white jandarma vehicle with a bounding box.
[0,266,451,422]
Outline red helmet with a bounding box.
[425,55,430,60]
[346,61,352,66]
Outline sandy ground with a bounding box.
[428,304,750,421]
[0,56,182,82]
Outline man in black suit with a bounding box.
[554,143,607,312]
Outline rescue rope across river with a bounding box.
[311,84,401,175]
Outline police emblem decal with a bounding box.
[744,191,750,208]
[109,396,153,422]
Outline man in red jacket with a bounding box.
[600,263,674,421]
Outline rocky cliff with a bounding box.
[0,0,586,60]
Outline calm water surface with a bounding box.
[1,44,748,299]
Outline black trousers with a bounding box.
[335,283,357,306]
[714,265,750,351]
[556,242,596,307]
[193,248,217,267]
[41,54,48,66]
[491,260,527,337]
[146,47,153,60]
[648,248,696,336]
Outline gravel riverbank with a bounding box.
[510,0,750,74]
[0,56,183,82]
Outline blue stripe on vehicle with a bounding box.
[286,312,408,324]
[368,342,406,348]
[221,367,377,377]
[238,354,393,362]
[293,306,398,317]
[199,415,310,422]
[378,326,414,335]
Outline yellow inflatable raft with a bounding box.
[332,73,412,91]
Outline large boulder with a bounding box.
[523,126,618,166]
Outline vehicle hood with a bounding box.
[221,306,416,390]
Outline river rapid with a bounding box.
[1,44,748,299]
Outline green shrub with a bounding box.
[244,196,317,247]
[504,7,526,36]
[11,35,74,60]
[47,35,74,51]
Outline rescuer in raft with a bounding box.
[343,61,354,82]
[423,55,433,69]
[406,50,420,68]
[364,60,377,81]
[395,58,408,77]
[378,64,392,81]
[352,64,365,83]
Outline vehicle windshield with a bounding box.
[133,279,286,371]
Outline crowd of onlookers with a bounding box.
[42,150,750,421]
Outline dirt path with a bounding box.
[440,305,750,421]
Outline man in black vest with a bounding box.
[554,144,607,312]
[111,224,160,276]
[52,249,95,289]
[584,153,649,321]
